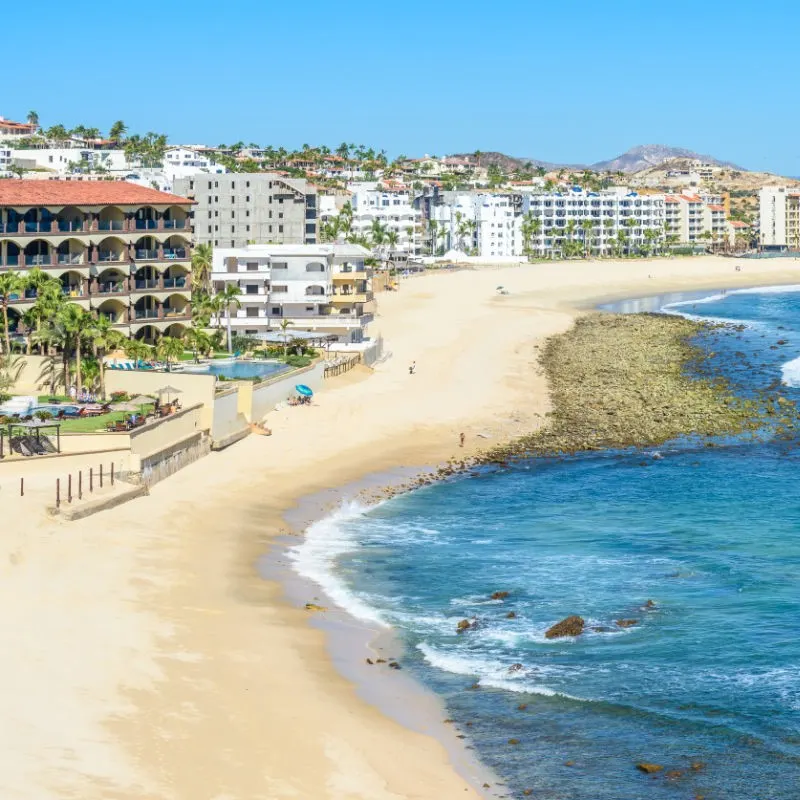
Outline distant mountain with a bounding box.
[589,145,744,173]
[451,145,745,174]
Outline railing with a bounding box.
[164,307,189,317]
[62,286,85,298]
[57,221,86,232]
[134,279,159,290]
[98,219,124,231]
[0,223,19,233]
[4,256,20,266]
[135,249,159,259]
[24,221,53,233]
[163,277,187,288]
[134,219,158,230]
[163,248,187,259]
[134,309,158,319]
[96,282,126,294]
[57,253,83,265]
[98,250,125,262]
[163,219,187,229]
[25,254,50,266]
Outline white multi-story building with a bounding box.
[429,192,519,257]
[664,193,728,245]
[9,147,129,174]
[0,147,10,175]
[162,146,224,183]
[759,186,792,249]
[349,184,421,254]
[210,243,374,343]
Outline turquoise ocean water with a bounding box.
[291,285,800,799]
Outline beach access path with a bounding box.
[2,255,800,799]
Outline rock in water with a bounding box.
[636,763,664,774]
[490,590,510,600]
[545,615,585,638]
[616,618,639,628]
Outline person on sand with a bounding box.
[460,432,465,448]
[409,361,416,375]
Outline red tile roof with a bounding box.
[665,196,679,203]
[708,204,725,211]
[0,180,193,207]
[730,220,749,228]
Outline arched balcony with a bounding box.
[133,295,159,321]
[56,206,87,234]
[305,261,326,273]
[94,267,129,297]
[133,324,159,344]
[94,298,128,325]
[305,285,326,297]
[60,270,86,298]
[2,242,21,267]
[133,265,159,291]
[134,236,159,261]
[97,206,125,233]
[24,239,52,267]
[163,265,188,290]
[162,205,189,231]
[96,236,127,264]
[133,206,158,231]
[56,238,85,266]
[22,207,55,234]
[0,209,22,234]
[163,293,190,319]
[162,235,189,261]
[164,321,188,338]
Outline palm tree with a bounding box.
[109,120,127,143]
[215,284,242,352]
[124,339,153,363]
[191,243,214,292]
[184,327,213,361]
[91,315,125,399]
[370,219,387,248]
[155,336,185,371]
[26,110,39,127]
[581,219,594,257]
[60,304,94,396]
[278,319,294,360]
[0,271,24,355]
[386,230,399,250]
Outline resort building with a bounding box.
[0,180,194,342]
[429,192,519,257]
[759,186,797,250]
[174,172,318,249]
[162,146,225,183]
[347,184,421,255]
[0,116,38,139]
[210,243,374,343]
[0,146,10,175]
[663,194,727,245]
[9,147,129,174]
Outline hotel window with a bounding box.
[271,307,281,315]
[246,263,259,271]
[278,212,284,219]
[246,210,250,217]
[207,211,212,219]
[246,307,259,317]
[279,225,284,233]
[272,285,287,293]
[214,181,218,188]
[246,196,250,202]
[207,226,211,233]
[246,181,250,188]
[231,211,235,218]
[306,306,314,312]
[231,182,235,190]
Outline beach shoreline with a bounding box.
[5,256,800,799]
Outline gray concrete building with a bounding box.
[174,172,317,248]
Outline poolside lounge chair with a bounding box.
[10,437,33,457]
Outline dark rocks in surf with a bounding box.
[636,763,664,774]
[545,615,585,638]
[490,590,510,600]
[506,611,517,619]
[456,618,477,633]
[508,663,523,672]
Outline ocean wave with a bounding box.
[288,500,389,626]
[780,355,800,387]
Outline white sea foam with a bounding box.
[289,500,389,626]
[781,355,800,387]
[660,284,800,326]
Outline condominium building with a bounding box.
[174,173,318,248]
[163,146,225,183]
[0,181,194,342]
[759,187,795,250]
[0,147,10,175]
[10,147,129,174]
[210,243,374,343]
[429,192,519,257]
[663,193,728,245]
[0,116,38,139]
[348,184,421,254]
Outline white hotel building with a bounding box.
[349,184,421,254]
[210,243,374,343]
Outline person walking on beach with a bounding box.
[460,432,465,448]
[409,361,416,375]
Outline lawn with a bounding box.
[31,403,155,433]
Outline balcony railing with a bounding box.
[62,286,85,298]
[135,249,159,259]
[57,253,83,265]
[134,279,159,290]
[163,248,187,259]
[98,219,124,231]
[164,307,189,317]
[134,308,158,319]
[96,282,126,295]
[57,221,86,233]
[24,221,53,233]
[0,223,19,233]
[163,276,187,288]
[163,219,188,229]
[98,250,125,262]
[25,254,50,266]
[134,219,158,230]
[4,256,20,266]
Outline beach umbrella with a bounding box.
[295,384,314,397]
[156,385,182,402]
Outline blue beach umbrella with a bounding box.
[295,384,313,397]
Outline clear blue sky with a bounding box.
[5,0,799,174]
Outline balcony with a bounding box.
[163,276,188,289]
[162,248,187,260]
[25,254,51,266]
[0,222,19,234]
[134,219,158,231]
[95,281,127,295]
[163,219,188,230]
[62,286,86,298]
[135,249,159,260]
[333,271,368,281]
[98,220,125,231]
[57,253,83,265]
[57,221,87,233]
[134,278,159,290]
[98,250,126,263]
[24,221,54,234]
[135,308,159,320]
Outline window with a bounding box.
[305,262,325,272]
[271,285,287,293]
[231,211,235,219]
[246,262,259,271]
[214,225,218,231]
[207,211,212,219]
[207,181,212,190]
[214,239,218,246]
[271,307,281,315]
[230,240,234,247]
[231,226,235,233]
[269,225,273,233]
[231,181,235,190]
[278,212,283,219]
[305,306,314,312]
[214,196,218,203]
[246,225,250,232]
[246,210,250,217]
[269,211,273,219]
[246,181,250,188]
[214,181,218,188]
[246,307,259,317]
[272,262,287,270]
[246,195,250,202]
[305,223,316,234]
[246,285,259,295]
[207,225,211,233]
[214,211,218,217]
[279,225,284,233]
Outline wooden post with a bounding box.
[67,474,72,504]
[89,467,93,493]
[20,477,23,497]
[78,471,82,500]
[99,464,103,488]
[56,478,60,508]
[111,463,115,486]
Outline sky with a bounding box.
[4,0,800,174]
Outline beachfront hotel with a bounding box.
[758,186,800,250]
[0,180,194,342]
[174,172,318,249]
[210,243,374,343]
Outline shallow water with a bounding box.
[291,286,800,799]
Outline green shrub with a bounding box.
[285,355,312,368]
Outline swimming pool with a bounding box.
[30,404,81,416]
[185,359,289,380]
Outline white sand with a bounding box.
[1,255,799,798]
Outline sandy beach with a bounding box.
[3,255,800,799]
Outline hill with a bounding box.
[591,144,744,173]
